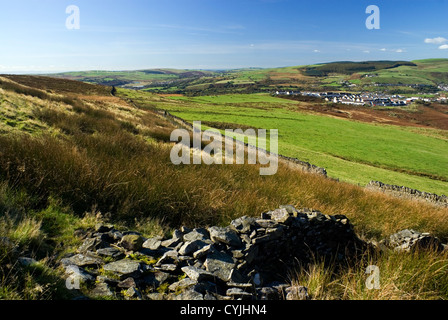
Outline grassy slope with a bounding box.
[151,93,448,195]
[1,77,448,300]
[232,59,448,90]
[353,59,448,86]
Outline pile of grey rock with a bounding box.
[60,205,366,300]
[382,229,446,252]
[59,205,446,300]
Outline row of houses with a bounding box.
[275,90,448,106]
[275,91,410,106]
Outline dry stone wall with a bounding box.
[367,181,448,207]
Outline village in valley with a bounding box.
[275,88,448,107]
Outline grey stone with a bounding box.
[240,234,251,244]
[230,216,256,234]
[183,229,209,242]
[193,244,214,259]
[96,247,125,259]
[156,250,179,265]
[78,237,107,253]
[154,271,172,284]
[279,205,299,216]
[386,229,445,252]
[307,211,325,221]
[96,275,120,286]
[90,282,114,298]
[155,264,178,272]
[60,253,103,268]
[179,240,209,256]
[252,234,275,245]
[168,278,197,292]
[285,285,309,300]
[142,271,171,287]
[174,287,204,300]
[181,266,215,282]
[179,255,194,264]
[204,251,236,282]
[147,292,165,300]
[227,281,253,289]
[269,208,292,224]
[124,287,143,300]
[109,230,123,242]
[161,237,182,248]
[103,259,143,279]
[231,249,244,259]
[142,237,162,250]
[226,287,252,299]
[64,265,95,283]
[117,277,137,289]
[255,219,278,229]
[120,234,144,251]
[208,226,242,248]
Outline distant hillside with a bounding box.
[302,61,417,77]
[47,69,219,88]
[43,59,448,95]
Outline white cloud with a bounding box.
[363,50,370,53]
[379,48,405,53]
[313,49,320,53]
[424,37,448,44]
[439,44,448,50]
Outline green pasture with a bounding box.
[158,93,448,195]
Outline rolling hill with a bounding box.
[45,59,448,95]
[1,69,447,300]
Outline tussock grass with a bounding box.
[1,76,447,300]
[291,248,448,300]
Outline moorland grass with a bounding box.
[1,77,448,300]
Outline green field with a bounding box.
[361,59,448,85]
[146,93,448,195]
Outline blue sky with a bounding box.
[0,0,447,72]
